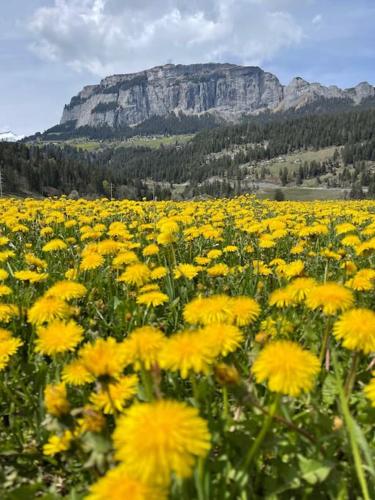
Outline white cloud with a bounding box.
[312,14,322,25]
[28,0,303,76]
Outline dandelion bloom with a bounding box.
[0,269,9,281]
[112,251,139,268]
[42,239,68,252]
[174,264,201,280]
[0,285,12,297]
[159,330,215,378]
[286,277,317,302]
[364,376,375,407]
[90,375,138,414]
[333,309,375,354]
[207,263,229,277]
[117,263,151,287]
[252,340,320,397]
[346,269,375,291]
[142,243,160,257]
[78,337,127,379]
[35,320,84,356]
[0,303,18,323]
[0,329,23,370]
[121,326,166,370]
[229,296,260,326]
[80,252,104,271]
[305,282,354,315]
[201,324,244,356]
[277,260,305,279]
[43,430,73,456]
[28,296,72,325]
[184,295,233,325]
[62,359,94,385]
[86,465,166,500]
[14,270,48,283]
[44,382,70,416]
[45,281,87,301]
[150,266,168,280]
[113,400,211,484]
[77,405,105,434]
[269,288,296,308]
[136,291,169,307]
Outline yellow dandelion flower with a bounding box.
[333,309,375,354]
[28,296,71,325]
[201,324,244,356]
[79,337,127,379]
[117,263,151,287]
[150,266,168,280]
[0,269,9,281]
[14,270,48,283]
[113,400,211,484]
[269,288,296,308]
[0,329,23,370]
[346,269,375,291]
[43,430,73,456]
[184,295,233,325]
[35,320,84,356]
[24,253,48,269]
[142,243,160,257]
[112,251,139,268]
[42,239,68,252]
[121,326,166,370]
[86,465,166,500]
[77,405,105,434]
[252,340,320,397]
[207,249,222,259]
[0,303,18,323]
[229,296,260,326]
[45,281,87,300]
[174,264,201,280]
[90,375,138,414]
[0,285,12,297]
[159,330,215,378]
[62,359,95,385]
[136,291,169,307]
[286,277,317,302]
[80,252,104,271]
[277,260,305,279]
[207,263,229,277]
[305,282,354,315]
[44,382,70,416]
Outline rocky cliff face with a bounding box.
[60,63,375,129]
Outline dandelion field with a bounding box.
[0,195,374,499]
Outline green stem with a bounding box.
[196,456,207,500]
[140,365,154,402]
[242,393,280,471]
[319,320,331,366]
[344,351,360,397]
[333,352,370,500]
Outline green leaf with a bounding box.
[298,455,332,485]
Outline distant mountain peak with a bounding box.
[56,63,375,132]
[0,131,24,142]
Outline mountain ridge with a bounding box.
[60,63,375,130]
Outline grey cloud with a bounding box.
[28,0,303,76]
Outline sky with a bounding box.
[1,0,375,136]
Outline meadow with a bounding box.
[0,195,374,499]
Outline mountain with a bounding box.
[0,131,24,142]
[59,63,375,132]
